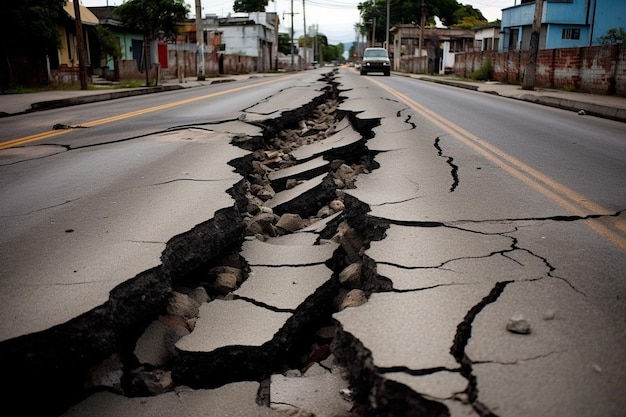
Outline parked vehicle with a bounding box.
[360,47,390,76]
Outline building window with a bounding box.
[508,28,519,50]
[562,28,580,40]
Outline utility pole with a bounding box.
[419,0,425,58]
[522,0,544,90]
[385,0,390,51]
[196,0,205,80]
[371,0,376,47]
[177,35,184,82]
[290,0,295,70]
[73,0,88,90]
[303,0,307,67]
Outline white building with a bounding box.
[204,13,279,72]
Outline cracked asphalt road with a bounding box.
[333,72,626,416]
[1,68,625,416]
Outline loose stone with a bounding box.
[188,286,209,305]
[339,262,362,288]
[276,213,305,232]
[329,199,345,212]
[285,178,298,189]
[542,309,556,320]
[340,289,367,310]
[506,314,532,334]
[166,292,200,318]
[213,273,239,294]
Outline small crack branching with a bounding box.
[395,107,416,129]
[389,282,481,293]
[270,401,298,408]
[231,294,295,314]
[445,209,626,225]
[434,137,459,192]
[472,349,568,366]
[382,97,402,105]
[149,178,235,186]
[127,240,165,245]
[550,273,587,297]
[0,144,71,167]
[451,281,512,417]
[376,219,513,237]
[0,198,81,217]
[501,251,525,267]
[379,366,460,375]
[370,196,421,207]
[377,244,517,271]
[511,243,587,296]
[404,113,416,129]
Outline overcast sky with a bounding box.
[79,0,517,45]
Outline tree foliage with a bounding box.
[453,16,487,29]
[115,0,189,40]
[323,43,344,62]
[278,33,294,55]
[0,0,66,89]
[453,4,485,22]
[596,27,626,45]
[233,0,270,13]
[94,25,122,60]
[116,0,188,85]
[357,0,486,41]
[1,0,65,56]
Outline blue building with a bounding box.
[500,0,625,51]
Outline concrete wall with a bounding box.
[453,45,626,96]
[116,49,260,82]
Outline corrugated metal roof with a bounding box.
[63,1,100,26]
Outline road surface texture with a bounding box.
[0,68,624,417]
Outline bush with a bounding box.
[472,59,494,81]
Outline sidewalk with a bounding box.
[1,71,625,123]
[0,74,254,117]
[408,73,626,123]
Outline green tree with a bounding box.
[233,0,269,12]
[278,33,293,55]
[94,25,122,63]
[453,4,485,22]
[357,0,487,44]
[596,27,626,45]
[324,43,345,62]
[453,16,487,30]
[116,0,189,86]
[0,0,66,89]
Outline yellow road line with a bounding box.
[0,130,70,149]
[0,76,291,150]
[369,78,626,252]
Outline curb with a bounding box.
[417,76,479,91]
[29,84,184,112]
[517,94,626,123]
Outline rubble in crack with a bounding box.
[166,80,384,415]
[70,71,384,417]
